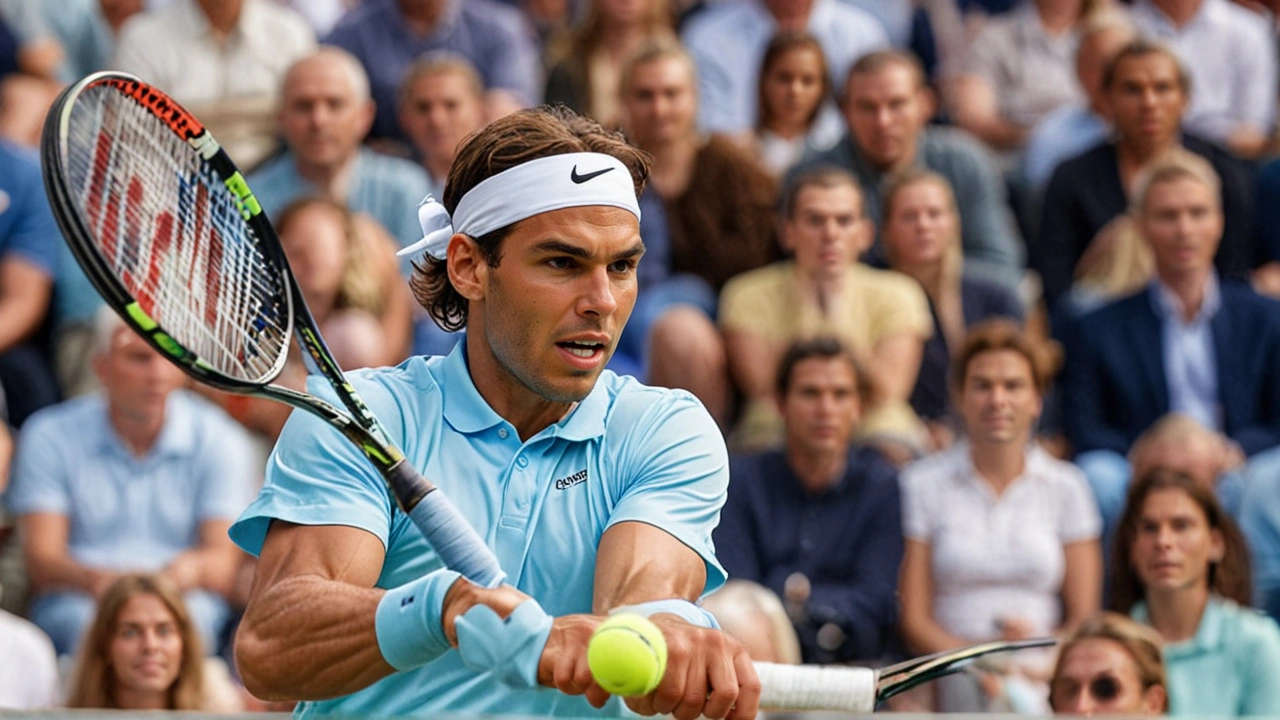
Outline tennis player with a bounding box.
[229,106,761,720]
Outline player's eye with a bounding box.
[608,259,637,274]
[547,257,576,270]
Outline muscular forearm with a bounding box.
[236,574,394,701]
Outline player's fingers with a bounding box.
[649,631,692,716]
[551,647,582,695]
[700,633,741,719]
[672,640,713,720]
[570,650,596,695]
[585,681,611,709]
[726,646,762,720]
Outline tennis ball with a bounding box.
[587,613,668,697]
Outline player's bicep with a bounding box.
[252,521,386,594]
[593,520,707,613]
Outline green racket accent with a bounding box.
[125,301,157,331]
[153,332,185,358]
[224,171,263,219]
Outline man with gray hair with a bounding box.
[5,308,257,656]
[249,46,433,250]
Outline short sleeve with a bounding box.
[1055,462,1102,544]
[0,147,58,274]
[228,376,394,557]
[5,410,70,516]
[718,268,781,335]
[867,271,933,342]
[1241,612,1280,715]
[607,391,730,594]
[193,402,261,523]
[898,460,935,542]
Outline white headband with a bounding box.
[398,152,641,259]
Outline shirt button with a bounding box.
[498,428,509,439]
[516,456,529,469]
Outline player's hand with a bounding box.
[440,578,532,647]
[627,614,761,720]
[537,614,611,708]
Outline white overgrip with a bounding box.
[754,662,878,712]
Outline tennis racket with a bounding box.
[41,71,505,588]
[755,636,1055,712]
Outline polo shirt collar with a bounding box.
[97,391,199,459]
[1131,597,1226,657]
[959,439,1049,492]
[437,343,609,441]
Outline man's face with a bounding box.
[780,356,861,457]
[1050,638,1165,715]
[399,71,485,169]
[622,57,697,147]
[466,206,643,403]
[1106,53,1187,147]
[94,327,187,422]
[1139,177,1222,279]
[279,57,375,169]
[958,349,1042,447]
[843,65,927,170]
[783,184,867,280]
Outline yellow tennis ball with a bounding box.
[587,613,668,697]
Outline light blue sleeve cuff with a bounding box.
[612,599,720,629]
[374,569,461,671]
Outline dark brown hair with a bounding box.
[950,318,1059,396]
[756,30,830,132]
[1110,470,1252,613]
[843,49,926,102]
[410,106,651,332]
[778,164,863,221]
[775,336,860,397]
[1102,38,1191,95]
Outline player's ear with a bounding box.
[447,233,487,301]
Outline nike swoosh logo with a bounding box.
[570,165,615,184]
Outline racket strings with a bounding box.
[63,87,289,382]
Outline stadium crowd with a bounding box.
[1,0,1280,715]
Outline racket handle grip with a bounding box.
[387,461,507,588]
[754,662,877,712]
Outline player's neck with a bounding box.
[108,405,166,458]
[465,334,576,441]
[295,154,358,203]
[1144,582,1210,643]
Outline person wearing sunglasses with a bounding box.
[1049,612,1168,715]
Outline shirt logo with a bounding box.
[570,165,614,184]
[555,468,589,490]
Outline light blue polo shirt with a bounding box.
[229,343,729,718]
[1133,598,1280,716]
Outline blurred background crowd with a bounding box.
[2,0,1280,715]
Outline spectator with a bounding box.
[276,197,412,368]
[0,74,60,149]
[899,319,1102,711]
[397,53,486,201]
[1239,449,1280,623]
[112,0,315,171]
[1112,470,1280,715]
[6,309,256,656]
[749,31,838,177]
[881,169,1024,446]
[1132,0,1276,158]
[0,139,59,427]
[714,337,904,664]
[681,0,888,138]
[1062,151,1280,536]
[1022,10,1135,191]
[719,167,931,455]
[1048,612,1169,715]
[66,574,240,711]
[0,601,57,708]
[324,0,539,142]
[1037,40,1257,306]
[701,579,803,664]
[248,47,433,251]
[0,0,142,81]
[543,0,673,129]
[949,0,1100,153]
[796,50,1024,287]
[616,39,778,413]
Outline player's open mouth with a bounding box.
[558,341,604,358]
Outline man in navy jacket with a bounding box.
[1062,151,1280,534]
[714,337,903,664]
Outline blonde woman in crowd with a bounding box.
[544,0,673,128]
[67,574,239,712]
[881,169,1024,448]
[1049,612,1168,715]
